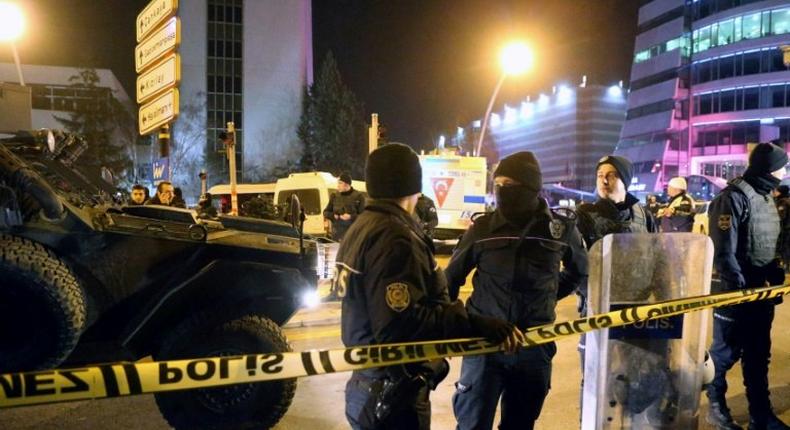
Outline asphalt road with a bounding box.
[2,272,789,429]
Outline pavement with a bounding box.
[2,257,789,429]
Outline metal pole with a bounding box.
[226,122,238,216]
[11,43,24,86]
[475,73,506,157]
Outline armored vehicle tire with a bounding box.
[154,315,296,430]
[0,234,86,373]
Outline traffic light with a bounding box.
[377,124,388,147]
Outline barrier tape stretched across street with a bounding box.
[1,283,788,409]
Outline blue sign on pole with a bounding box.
[152,157,170,184]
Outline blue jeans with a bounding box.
[453,343,556,430]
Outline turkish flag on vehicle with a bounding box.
[431,178,454,208]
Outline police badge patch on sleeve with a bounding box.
[549,219,565,239]
[718,214,732,231]
[385,282,410,312]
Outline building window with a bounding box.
[742,12,762,40]
[207,0,243,181]
[772,8,790,35]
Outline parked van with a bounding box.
[208,183,276,216]
[274,172,367,237]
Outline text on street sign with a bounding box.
[137,54,181,104]
[135,17,180,73]
[139,89,180,135]
[137,0,178,42]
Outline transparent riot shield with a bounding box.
[581,233,713,430]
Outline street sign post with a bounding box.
[137,0,178,42]
[136,54,180,104]
[139,89,179,136]
[135,16,180,73]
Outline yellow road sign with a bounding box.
[135,17,180,73]
[137,0,178,42]
[136,54,181,104]
[139,88,179,135]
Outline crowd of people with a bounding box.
[123,142,790,430]
[332,142,789,430]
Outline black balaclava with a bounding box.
[744,142,788,196]
[494,152,542,225]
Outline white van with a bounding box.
[207,183,276,215]
[274,172,367,237]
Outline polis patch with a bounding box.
[549,219,565,239]
[385,282,410,312]
[718,214,732,231]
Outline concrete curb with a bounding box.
[283,301,342,328]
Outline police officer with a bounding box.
[706,142,789,430]
[414,193,439,237]
[575,155,657,400]
[446,151,588,430]
[338,143,524,430]
[659,176,695,232]
[323,172,366,241]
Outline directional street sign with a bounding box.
[139,89,179,136]
[137,54,180,104]
[135,17,180,73]
[137,0,178,42]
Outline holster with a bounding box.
[373,359,449,423]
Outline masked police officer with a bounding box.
[338,143,524,430]
[446,151,588,430]
[706,142,789,430]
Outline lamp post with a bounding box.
[474,41,534,156]
[0,2,25,86]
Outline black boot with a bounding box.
[748,412,790,430]
[707,400,744,430]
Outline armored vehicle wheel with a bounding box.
[154,315,296,430]
[0,234,86,372]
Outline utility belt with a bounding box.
[349,359,449,427]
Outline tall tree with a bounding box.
[298,52,367,178]
[55,69,134,182]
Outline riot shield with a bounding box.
[581,233,713,429]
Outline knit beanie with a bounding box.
[748,142,788,174]
[338,172,352,186]
[365,143,422,198]
[493,151,542,192]
[667,177,687,190]
[597,155,633,188]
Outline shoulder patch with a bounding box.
[385,282,411,312]
[718,214,732,231]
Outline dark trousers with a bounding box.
[708,301,775,418]
[453,343,556,430]
[345,372,430,430]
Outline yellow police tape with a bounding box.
[1,283,788,408]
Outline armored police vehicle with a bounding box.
[0,130,323,429]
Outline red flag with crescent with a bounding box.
[431,177,454,208]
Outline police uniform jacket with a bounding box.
[444,199,588,329]
[709,178,783,292]
[337,200,472,353]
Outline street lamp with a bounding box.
[0,2,24,86]
[474,41,534,156]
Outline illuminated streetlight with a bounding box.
[475,41,535,156]
[0,2,24,86]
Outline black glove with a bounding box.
[468,313,514,343]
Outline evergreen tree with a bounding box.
[55,69,134,181]
[298,52,367,178]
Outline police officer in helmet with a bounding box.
[446,151,588,430]
[338,143,524,430]
[706,142,789,430]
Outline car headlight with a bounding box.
[300,290,320,309]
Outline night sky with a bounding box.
[4,0,640,150]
